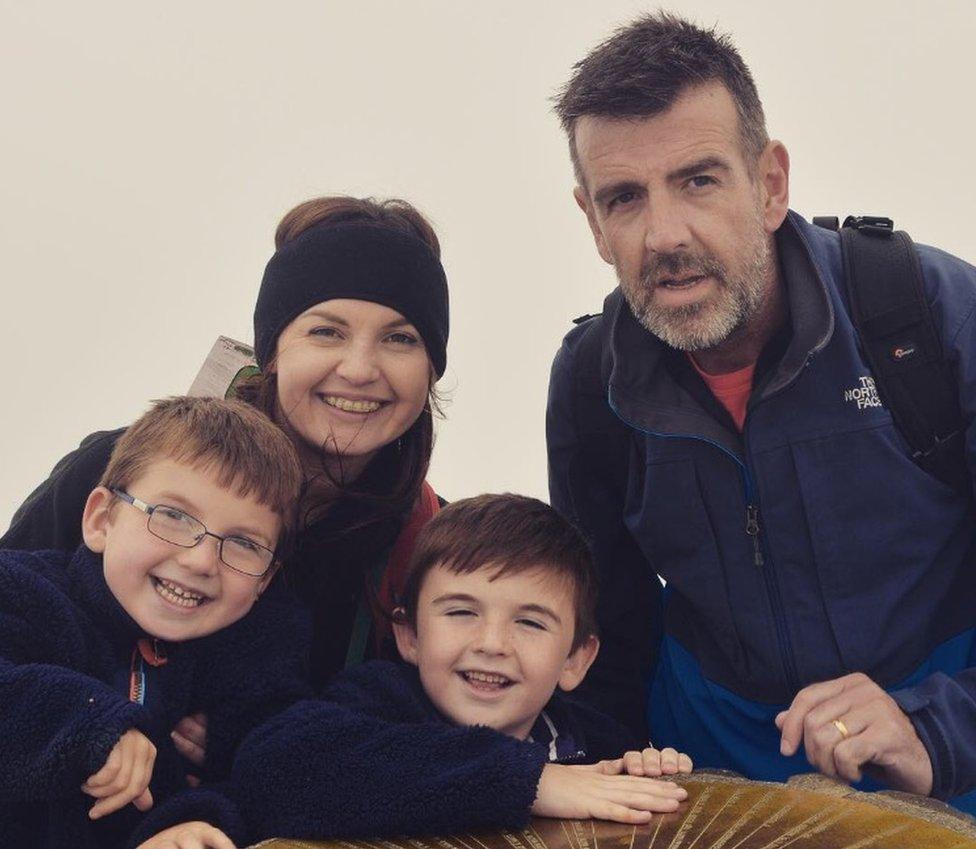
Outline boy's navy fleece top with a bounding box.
[0,546,313,849]
[232,659,642,840]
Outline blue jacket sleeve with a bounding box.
[894,671,976,800]
[0,558,145,801]
[889,246,976,801]
[231,662,548,839]
[191,582,315,781]
[547,325,661,741]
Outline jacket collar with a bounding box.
[67,545,154,650]
[607,210,834,445]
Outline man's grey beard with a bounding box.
[620,230,774,353]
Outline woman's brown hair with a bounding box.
[236,195,443,537]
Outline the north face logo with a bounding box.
[844,375,882,410]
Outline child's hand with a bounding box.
[596,746,694,777]
[531,762,688,823]
[171,712,209,768]
[82,728,157,819]
[134,821,236,849]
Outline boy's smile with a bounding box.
[394,563,597,740]
[82,459,281,642]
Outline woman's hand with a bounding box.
[595,746,694,778]
[531,762,688,823]
[134,821,236,849]
[82,728,156,819]
[171,713,208,769]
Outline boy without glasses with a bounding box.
[233,494,692,841]
[0,397,312,849]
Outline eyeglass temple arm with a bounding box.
[109,488,152,514]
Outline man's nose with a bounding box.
[335,343,381,385]
[643,195,691,256]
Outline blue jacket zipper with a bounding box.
[610,395,801,693]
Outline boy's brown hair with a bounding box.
[98,396,304,551]
[400,494,597,650]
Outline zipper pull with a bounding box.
[746,504,764,567]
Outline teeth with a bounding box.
[154,578,206,608]
[323,396,383,413]
[464,671,511,685]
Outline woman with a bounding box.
[2,195,449,688]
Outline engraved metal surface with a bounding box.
[248,774,976,849]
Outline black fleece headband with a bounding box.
[253,222,449,377]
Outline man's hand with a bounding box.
[531,762,688,823]
[171,712,208,768]
[134,821,236,849]
[594,747,694,777]
[775,672,933,795]
[82,728,157,819]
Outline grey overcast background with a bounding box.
[2,1,974,529]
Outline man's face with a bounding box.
[573,81,787,351]
[394,563,597,740]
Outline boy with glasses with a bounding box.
[0,397,312,849]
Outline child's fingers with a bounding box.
[171,713,208,767]
[171,731,205,764]
[603,774,688,800]
[622,750,647,775]
[200,826,237,849]
[660,747,681,774]
[88,744,155,819]
[134,822,236,849]
[82,747,122,790]
[596,801,655,824]
[88,782,152,819]
[132,786,154,812]
[640,747,664,776]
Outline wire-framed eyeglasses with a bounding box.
[110,488,276,578]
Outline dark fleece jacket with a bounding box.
[232,660,641,840]
[0,546,313,849]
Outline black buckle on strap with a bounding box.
[843,215,894,235]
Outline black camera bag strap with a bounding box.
[812,215,969,497]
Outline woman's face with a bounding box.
[274,299,431,470]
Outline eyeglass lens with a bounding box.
[147,506,271,576]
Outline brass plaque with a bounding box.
[248,773,976,849]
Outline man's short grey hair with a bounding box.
[554,12,769,184]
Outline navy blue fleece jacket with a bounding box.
[0,546,313,849]
[232,659,641,840]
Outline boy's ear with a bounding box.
[557,634,600,692]
[81,487,114,553]
[391,607,419,666]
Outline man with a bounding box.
[546,12,976,811]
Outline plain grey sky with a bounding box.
[2,0,974,528]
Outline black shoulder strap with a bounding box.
[571,290,631,500]
[819,215,969,497]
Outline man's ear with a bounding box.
[557,634,600,692]
[392,607,419,666]
[757,140,790,233]
[81,487,114,553]
[574,186,613,265]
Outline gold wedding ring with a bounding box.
[832,718,850,739]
